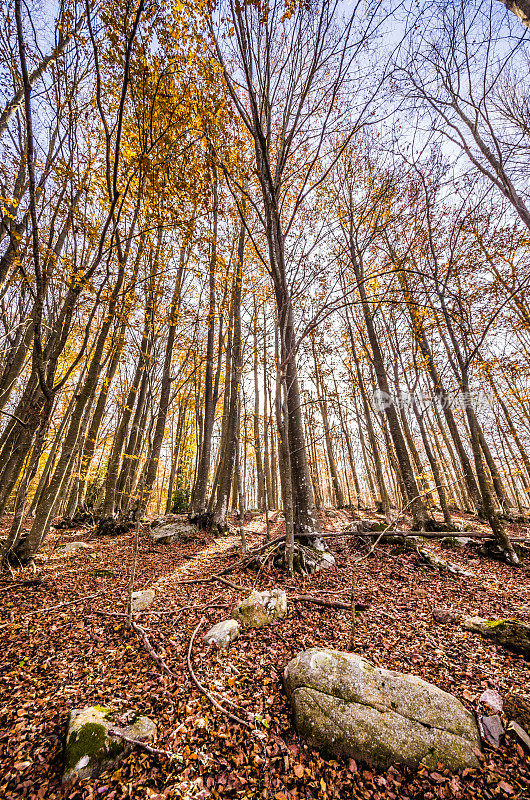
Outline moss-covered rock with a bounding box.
[479,539,527,562]
[62,706,157,783]
[462,616,530,659]
[150,521,195,544]
[284,649,480,770]
[232,589,287,627]
[416,548,474,577]
[440,537,473,550]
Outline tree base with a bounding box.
[248,539,334,575]
[479,538,528,565]
[54,506,98,529]
[94,515,136,538]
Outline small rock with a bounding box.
[232,589,287,627]
[478,714,504,748]
[318,552,335,569]
[440,537,472,550]
[203,619,240,648]
[131,589,155,613]
[63,706,156,783]
[59,542,93,553]
[479,689,503,714]
[433,608,460,625]
[507,720,530,751]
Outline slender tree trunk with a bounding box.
[138,249,186,515]
[396,264,483,512]
[211,222,245,532]
[312,340,345,508]
[345,316,390,514]
[333,374,361,507]
[190,177,218,521]
[275,322,294,573]
[350,252,429,526]
[252,307,265,510]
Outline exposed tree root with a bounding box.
[94,514,136,538]
[130,619,180,681]
[186,618,254,730]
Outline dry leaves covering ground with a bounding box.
[1,510,530,800]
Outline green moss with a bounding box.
[371,522,389,532]
[484,619,506,629]
[92,705,110,715]
[65,723,114,771]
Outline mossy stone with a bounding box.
[463,616,530,659]
[65,722,110,771]
[232,589,287,627]
[62,706,157,783]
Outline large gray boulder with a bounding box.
[284,649,480,770]
[63,706,157,783]
[232,589,287,627]
[150,521,196,544]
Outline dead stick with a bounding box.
[130,620,180,681]
[0,578,42,592]
[350,529,530,541]
[180,574,247,591]
[290,595,368,611]
[27,590,109,614]
[107,728,178,759]
[186,617,253,730]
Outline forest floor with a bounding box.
[1,509,530,800]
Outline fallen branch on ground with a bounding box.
[108,728,179,760]
[0,590,111,628]
[351,529,529,541]
[0,578,42,592]
[180,574,247,591]
[290,594,369,611]
[186,617,253,730]
[130,619,180,681]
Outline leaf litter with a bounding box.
[1,509,530,799]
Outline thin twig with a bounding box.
[186,617,253,730]
[0,591,110,627]
[180,574,248,591]
[130,619,180,680]
[291,594,369,611]
[107,728,179,760]
[0,578,42,592]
